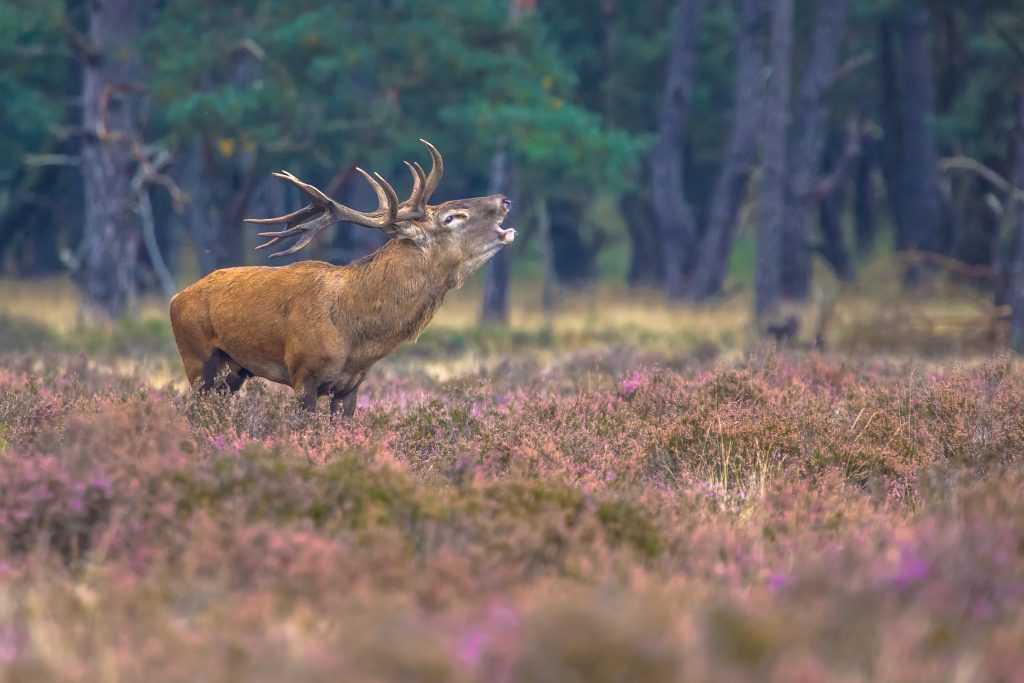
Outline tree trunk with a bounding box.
[622,192,663,287]
[481,147,515,323]
[651,0,706,298]
[181,140,225,276]
[76,0,155,317]
[536,196,557,313]
[897,4,945,261]
[854,135,877,256]
[878,20,911,250]
[1009,92,1024,352]
[780,0,851,300]
[755,0,794,323]
[689,0,766,301]
[818,135,853,281]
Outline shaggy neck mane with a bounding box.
[338,238,462,344]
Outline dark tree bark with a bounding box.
[897,4,946,260]
[878,20,911,250]
[481,147,515,323]
[549,199,598,284]
[1009,92,1024,352]
[536,197,557,312]
[622,192,663,287]
[817,135,853,281]
[689,0,766,301]
[0,163,66,275]
[76,0,155,317]
[755,0,794,322]
[780,0,851,300]
[854,134,877,256]
[180,140,225,277]
[651,0,706,298]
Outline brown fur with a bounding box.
[171,194,513,415]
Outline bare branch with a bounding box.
[58,16,100,63]
[819,51,875,99]
[940,155,1024,203]
[93,83,190,212]
[808,117,863,201]
[24,153,80,167]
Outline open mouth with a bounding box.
[496,225,516,245]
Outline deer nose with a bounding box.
[501,197,512,211]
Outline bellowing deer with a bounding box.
[170,140,515,416]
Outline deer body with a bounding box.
[170,141,514,415]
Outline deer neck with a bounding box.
[342,239,461,346]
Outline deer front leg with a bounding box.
[288,364,324,412]
[287,345,344,413]
[329,378,364,418]
[294,381,320,412]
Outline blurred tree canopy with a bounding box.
[1,0,1024,342]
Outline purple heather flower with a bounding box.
[620,370,644,395]
[455,629,488,668]
[893,547,931,589]
[88,474,113,496]
[768,571,791,593]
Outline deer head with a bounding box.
[245,140,515,283]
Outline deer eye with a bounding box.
[444,212,467,225]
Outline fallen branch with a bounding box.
[902,249,1006,291]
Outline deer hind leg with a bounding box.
[220,353,252,394]
[224,367,252,394]
[198,350,228,392]
[199,349,250,394]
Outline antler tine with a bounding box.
[253,208,339,258]
[419,139,444,203]
[273,170,334,205]
[243,202,321,227]
[355,168,398,222]
[373,172,400,222]
[402,161,424,202]
[396,160,430,220]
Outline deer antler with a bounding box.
[398,139,444,217]
[245,140,444,258]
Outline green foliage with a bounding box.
[141,0,642,201]
[0,1,67,193]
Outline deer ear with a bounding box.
[389,221,428,244]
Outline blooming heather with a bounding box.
[1,351,1023,681]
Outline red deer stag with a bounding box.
[170,140,515,416]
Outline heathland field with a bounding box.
[2,272,1023,682]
